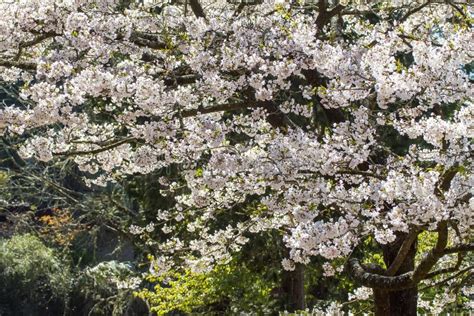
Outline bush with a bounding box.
[0,234,72,315]
[136,259,277,315]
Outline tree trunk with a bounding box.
[373,289,390,316]
[374,287,418,316]
[373,233,418,316]
[282,263,305,312]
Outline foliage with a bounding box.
[0,234,72,314]
[38,207,84,246]
[137,268,219,315]
[136,258,277,315]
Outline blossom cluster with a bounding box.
[0,0,472,278]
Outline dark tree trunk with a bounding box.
[282,263,305,312]
[373,289,390,316]
[373,233,418,316]
[374,286,418,316]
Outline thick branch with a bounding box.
[163,74,198,86]
[129,31,167,50]
[189,0,206,19]
[348,258,416,291]
[315,2,346,32]
[386,229,420,276]
[413,221,449,281]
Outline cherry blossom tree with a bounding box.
[0,0,472,314]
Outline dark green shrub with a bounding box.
[0,234,72,315]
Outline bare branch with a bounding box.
[348,258,416,291]
[413,221,449,281]
[399,1,432,23]
[189,0,206,20]
[424,251,465,279]
[420,266,473,291]
[386,229,420,276]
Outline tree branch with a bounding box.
[181,101,262,118]
[399,1,432,23]
[0,60,36,70]
[337,169,385,180]
[424,251,465,279]
[413,221,449,281]
[348,258,416,290]
[53,102,263,157]
[19,32,57,49]
[434,165,459,200]
[129,31,167,50]
[443,243,474,255]
[315,2,346,32]
[386,229,420,276]
[189,0,206,20]
[420,266,473,292]
[447,0,468,19]
[54,137,138,157]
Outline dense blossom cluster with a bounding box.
[0,0,472,305]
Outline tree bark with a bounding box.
[373,289,390,316]
[282,263,305,312]
[374,233,418,316]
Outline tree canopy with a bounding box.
[0,0,472,314]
